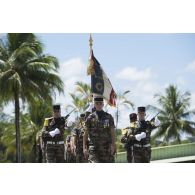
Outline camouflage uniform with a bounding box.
[35,130,45,163]
[133,120,156,163]
[121,122,138,163]
[85,110,115,163]
[65,135,75,163]
[72,125,86,163]
[41,117,65,163]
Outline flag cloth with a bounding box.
[87,50,117,107]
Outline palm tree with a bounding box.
[115,90,134,130]
[28,97,53,127]
[147,85,195,144]
[66,81,92,116]
[0,113,39,162]
[75,81,92,102]
[0,33,64,162]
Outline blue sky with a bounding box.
[3,33,195,128]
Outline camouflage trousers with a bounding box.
[126,148,133,163]
[133,147,151,163]
[65,147,76,163]
[88,146,115,163]
[76,151,87,163]
[46,144,65,163]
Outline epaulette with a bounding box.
[43,117,53,127]
[130,122,138,128]
[121,127,129,135]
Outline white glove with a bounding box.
[49,128,60,137]
[85,103,94,113]
[135,134,142,141]
[135,132,146,141]
[154,118,161,126]
[67,121,73,127]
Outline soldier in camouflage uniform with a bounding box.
[41,104,66,163]
[133,106,160,163]
[71,113,87,163]
[35,130,46,163]
[121,113,138,163]
[65,134,75,163]
[83,95,116,163]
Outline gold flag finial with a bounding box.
[87,34,94,75]
[89,33,93,50]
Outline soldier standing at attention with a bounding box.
[133,106,160,163]
[83,95,116,163]
[35,130,45,163]
[41,104,66,163]
[121,113,138,163]
[65,134,75,163]
[72,113,87,163]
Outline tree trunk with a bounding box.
[15,92,21,163]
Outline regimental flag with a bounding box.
[87,50,117,107]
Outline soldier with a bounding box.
[35,130,45,163]
[83,95,116,163]
[133,106,160,163]
[71,113,87,163]
[41,104,66,163]
[121,113,138,163]
[65,134,75,163]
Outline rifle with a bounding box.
[150,112,160,122]
[64,108,77,120]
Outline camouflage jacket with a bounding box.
[85,110,115,148]
[41,117,65,142]
[72,123,85,153]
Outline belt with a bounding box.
[134,143,151,148]
[47,141,64,145]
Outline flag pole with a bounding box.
[89,33,93,53]
[87,34,94,76]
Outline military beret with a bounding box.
[129,113,137,121]
[53,104,61,110]
[138,106,145,112]
[93,94,103,102]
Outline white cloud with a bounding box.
[116,66,154,81]
[176,77,187,87]
[186,60,195,72]
[133,81,161,107]
[59,58,86,79]
[54,57,89,115]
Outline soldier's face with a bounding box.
[94,101,104,111]
[53,109,61,118]
[138,112,146,121]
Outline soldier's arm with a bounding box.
[41,119,51,140]
[83,127,89,151]
[71,130,77,153]
[148,119,160,131]
[83,118,90,158]
[111,127,116,147]
[121,129,128,143]
[109,115,116,153]
[54,118,66,139]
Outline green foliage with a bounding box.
[0,113,39,162]
[148,85,195,144]
[0,33,64,162]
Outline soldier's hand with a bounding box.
[128,135,134,141]
[83,148,89,159]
